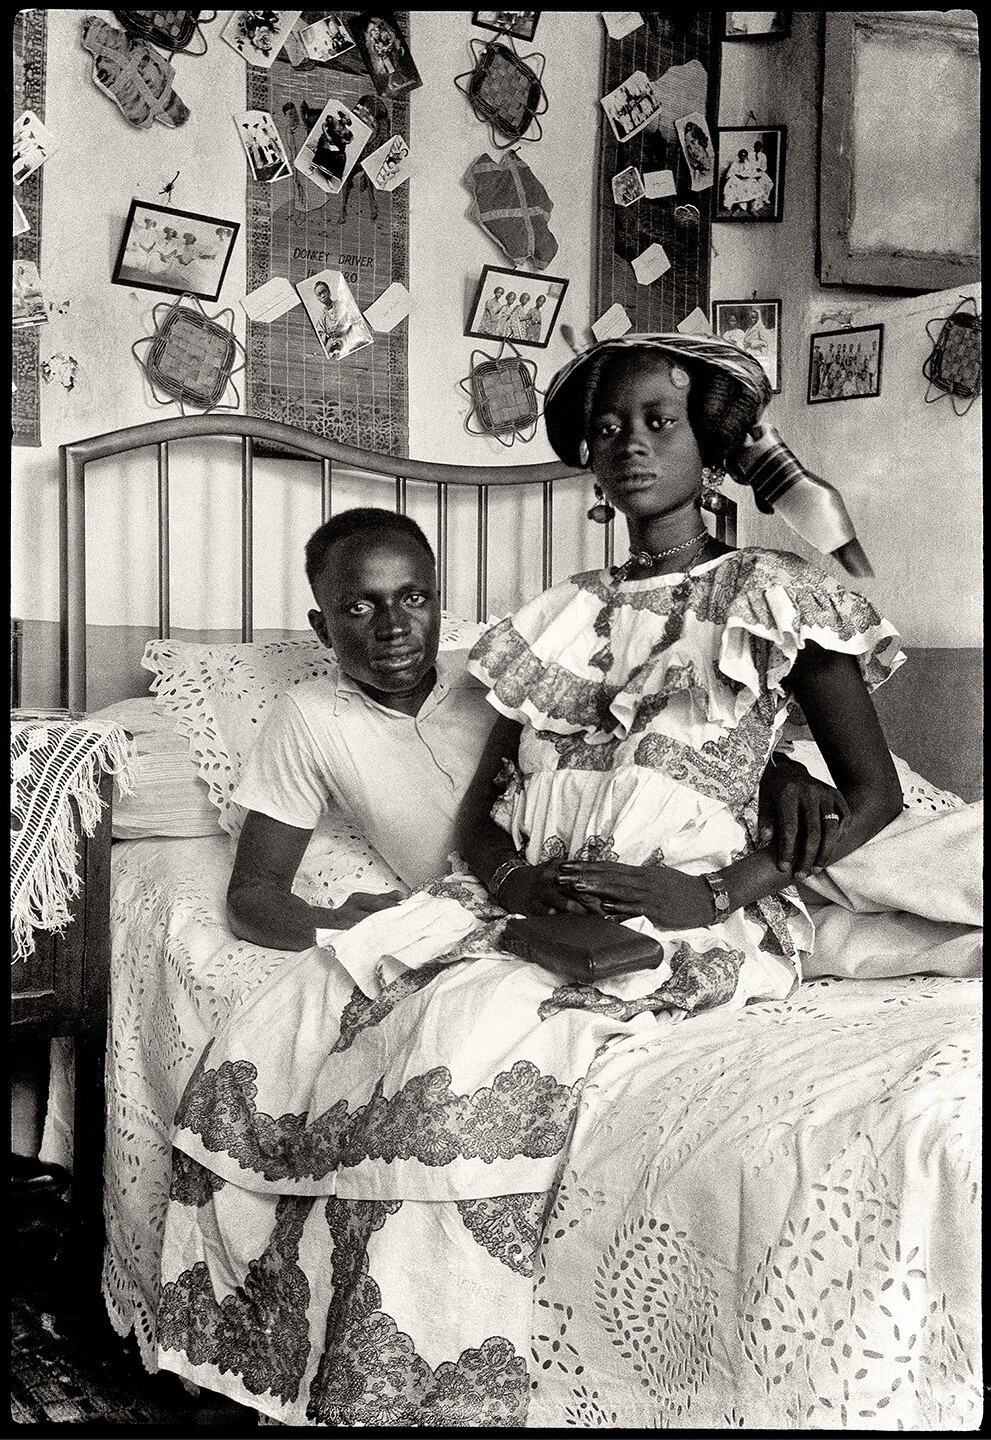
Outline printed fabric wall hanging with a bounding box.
[454,35,548,149]
[923,295,981,415]
[464,150,558,270]
[459,341,541,446]
[80,15,190,128]
[12,8,46,447]
[111,10,216,56]
[131,294,246,414]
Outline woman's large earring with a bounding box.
[700,464,728,513]
[587,483,615,524]
[577,439,590,468]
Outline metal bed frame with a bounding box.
[59,413,734,712]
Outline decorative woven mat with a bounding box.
[12,9,47,448]
[245,10,410,456]
[594,15,720,332]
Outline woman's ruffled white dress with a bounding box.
[154,548,905,1426]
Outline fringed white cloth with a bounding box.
[11,717,134,963]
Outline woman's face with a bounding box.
[589,355,703,520]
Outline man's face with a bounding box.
[314,283,332,308]
[308,529,441,715]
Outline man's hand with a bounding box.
[318,889,405,930]
[757,753,850,878]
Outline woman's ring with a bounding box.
[824,812,840,822]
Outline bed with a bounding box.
[56,415,982,1429]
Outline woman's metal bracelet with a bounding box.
[487,857,529,901]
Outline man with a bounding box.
[312,279,352,358]
[227,509,861,954]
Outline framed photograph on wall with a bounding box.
[713,125,786,222]
[473,12,541,42]
[808,323,884,404]
[111,200,239,301]
[724,12,791,41]
[466,265,568,348]
[712,299,782,393]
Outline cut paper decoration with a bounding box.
[677,305,713,336]
[612,165,645,207]
[676,111,715,191]
[236,109,292,183]
[293,97,373,196]
[239,276,301,324]
[40,353,80,391]
[111,10,213,55]
[296,268,373,361]
[221,10,301,68]
[600,70,662,143]
[13,195,30,237]
[651,58,708,145]
[602,12,644,41]
[80,16,190,129]
[13,110,55,185]
[363,281,411,333]
[12,260,48,329]
[459,341,541,446]
[631,241,671,285]
[360,134,412,191]
[464,150,558,271]
[592,302,633,342]
[643,168,677,199]
[454,38,548,149]
[131,293,246,414]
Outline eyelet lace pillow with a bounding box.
[141,618,489,841]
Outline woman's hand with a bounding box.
[757,753,851,878]
[316,889,405,930]
[497,861,590,917]
[557,861,716,929]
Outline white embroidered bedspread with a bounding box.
[104,832,981,1428]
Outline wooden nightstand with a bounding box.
[10,768,113,1267]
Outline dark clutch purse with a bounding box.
[502,913,662,984]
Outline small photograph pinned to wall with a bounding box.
[713,125,786,221]
[13,109,55,186]
[222,10,302,68]
[12,260,48,329]
[361,134,412,191]
[466,264,568,348]
[600,70,662,143]
[297,269,373,361]
[808,324,883,404]
[675,112,716,192]
[236,110,292,183]
[293,98,373,195]
[111,200,239,301]
[346,12,422,98]
[297,13,356,63]
[713,299,782,393]
[724,12,790,40]
[612,165,645,207]
[473,11,541,41]
[13,195,30,237]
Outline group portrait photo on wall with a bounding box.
[466,264,568,347]
[713,125,786,221]
[808,323,884,403]
[473,11,541,42]
[111,200,239,302]
[712,299,782,393]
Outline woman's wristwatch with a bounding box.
[487,856,528,903]
[702,870,732,922]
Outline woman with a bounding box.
[155,335,904,1426]
[721,147,754,212]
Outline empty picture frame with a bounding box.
[712,299,782,393]
[112,199,239,301]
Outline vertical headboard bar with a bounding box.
[436,483,449,611]
[241,436,254,642]
[541,480,553,592]
[320,458,333,523]
[476,487,489,623]
[157,442,171,640]
[395,476,407,514]
[59,445,87,713]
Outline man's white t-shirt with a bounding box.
[232,650,496,888]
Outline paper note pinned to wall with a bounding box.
[631,242,671,286]
[642,169,677,200]
[677,306,713,336]
[239,276,301,322]
[601,12,644,40]
[592,302,633,342]
[364,282,411,333]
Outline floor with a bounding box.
[9,1181,260,1432]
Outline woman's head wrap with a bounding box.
[543,332,772,468]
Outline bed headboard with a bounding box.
[58,414,736,713]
